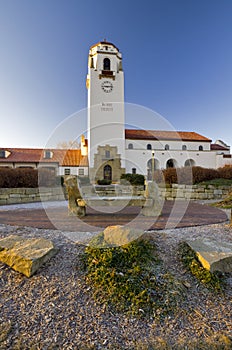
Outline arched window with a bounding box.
[103,58,111,71]
[165,144,169,150]
[182,145,187,150]
[128,143,133,149]
[132,168,136,174]
[147,144,152,150]
[199,145,203,151]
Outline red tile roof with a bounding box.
[125,129,212,142]
[0,148,88,167]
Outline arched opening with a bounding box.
[166,159,177,168]
[147,158,160,180]
[103,164,112,181]
[165,144,170,150]
[199,145,203,151]
[103,58,111,71]
[184,159,195,167]
[147,144,152,150]
[182,145,187,150]
[128,143,133,149]
[132,168,136,174]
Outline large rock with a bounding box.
[185,239,232,273]
[141,181,162,217]
[103,225,143,246]
[0,235,58,277]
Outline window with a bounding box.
[103,58,111,70]
[105,150,110,158]
[132,168,136,174]
[165,144,169,150]
[199,145,203,151]
[0,150,6,158]
[128,143,133,149]
[182,145,187,150]
[44,150,53,159]
[78,168,84,176]
[147,144,152,150]
[64,168,71,175]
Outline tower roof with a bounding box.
[90,41,119,52]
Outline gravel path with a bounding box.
[0,221,232,349]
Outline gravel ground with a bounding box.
[0,221,232,349]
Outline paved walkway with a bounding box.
[0,200,228,232]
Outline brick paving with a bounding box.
[0,200,228,232]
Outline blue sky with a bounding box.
[0,0,231,148]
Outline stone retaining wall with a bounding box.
[0,184,231,205]
[0,187,65,205]
[158,184,232,200]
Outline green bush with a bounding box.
[97,179,112,185]
[82,234,184,317]
[120,173,145,186]
[178,242,223,291]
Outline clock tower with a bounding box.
[86,40,125,183]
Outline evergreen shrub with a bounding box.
[120,173,145,186]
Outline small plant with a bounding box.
[82,235,184,317]
[178,242,223,291]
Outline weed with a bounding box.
[178,242,223,291]
[82,236,184,317]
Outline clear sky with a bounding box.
[0,0,232,148]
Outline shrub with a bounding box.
[82,234,184,317]
[192,166,219,184]
[120,173,145,186]
[218,165,232,180]
[97,179,112,185]
[0,168,38,188]
[154,167,222,185]
[0,168,61,188]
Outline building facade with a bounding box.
[1,41,232,181]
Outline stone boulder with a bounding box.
[103,225,144,246]
[0,235,58,277]
[185,238,232,273]
[141,181,162,217]
[64,175,86,217]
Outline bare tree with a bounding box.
[56,140,80,149]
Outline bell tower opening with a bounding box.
[103,57,111,71]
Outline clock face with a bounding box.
[101,80,113,93]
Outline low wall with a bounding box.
[158,184,232,201]
[0,187,65,205]
[0,184,231,205]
